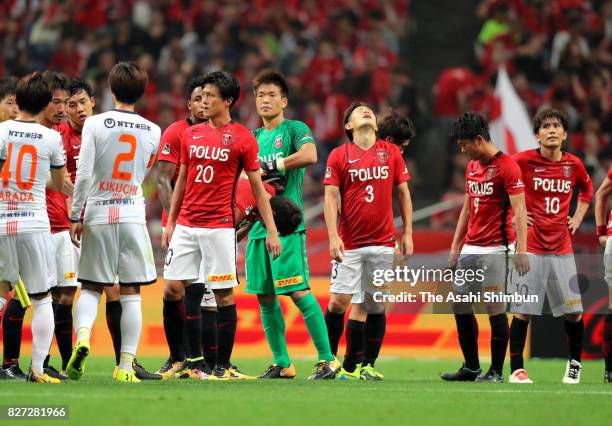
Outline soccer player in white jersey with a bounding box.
[0,72,66,383]
[66,62,161,383]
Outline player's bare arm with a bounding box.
[449,194,470,268]
[396,181,413,256]
[163,163,187,249]
[568,200,589,235]
[156,160,176,214]
[246,169,281,258]
[324,184,344,262]
[279,142,317,170]
[595,175,612,246]
[509,192,530,275]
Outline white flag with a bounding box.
[489,68,538,154]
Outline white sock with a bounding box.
[74,289,102,342]
[0,296,6,313]
[31,296,54,373]
[119,294,142,371]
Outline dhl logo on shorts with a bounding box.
[64,272,76,280]
[274,276,303,288]
[208,273,236,283]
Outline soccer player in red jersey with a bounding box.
[162,71,281,380]
[155,75,221,379]
[441,112,529,383]
[508,109,592,384]
[595,167,612,383]
[323,102,413,380]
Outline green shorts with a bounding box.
[245,231,310,295]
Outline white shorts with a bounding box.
[52,231,79,287]
[330,246,395,304]
[509,253,582,316]
[453,244,511,294]
[79,223,157,286]
[164,225,237,289]
[0,232,56,295]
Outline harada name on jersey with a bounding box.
[0,191,34,202]
[533,177,571,193]
[468,181,494,195]
[348,166,389,182]
[189,145,229,161]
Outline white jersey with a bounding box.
[71,110,161,225]
[0,119,64,235]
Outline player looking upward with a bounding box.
[324,102,413,380]
[247,69,340,380]
[0,72,66,383]
[508,109,592,384]
[595,166,612,383]
[67,62,161,383]
[162,70,281,380]
[441,112,529,383]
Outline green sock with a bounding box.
[295,293,333,361]
[259,299,291,368]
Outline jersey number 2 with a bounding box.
[112,134,136,181]
[0,143,38,190]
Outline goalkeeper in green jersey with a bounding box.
[247,69,339,380]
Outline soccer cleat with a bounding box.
[177,368,213,380]
[157,358,187,380]
[475,368,503,383]
[562,359,581,384]
[258,364,297,379]
[210,365,232,380]
[509,369,533,384]
[336,366,361,380]
[114,368,141,383]
[308,357,340,380]
[27,369,61,384]
[1,365,27,380]
[360,364,384,381]
[44,365,69,381]
[133,359,162,380]
[228,365,256,380]
[604,371,612,383]
[112,366,119,380]
[66,339,90,381]
[440,364,481,382]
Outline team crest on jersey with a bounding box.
[222,133,232,146]
[487,167,497,180]
[376,151,388,163]
[161,143,171,155]
[274,136,283,149]
[563,165,571,178]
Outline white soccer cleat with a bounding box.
[509,368,533,384]
[562,359,581,384]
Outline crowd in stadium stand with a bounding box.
[0,0,609,227]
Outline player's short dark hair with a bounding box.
[16,72,52,114]
[68,78,93,98]
[343,101,375,141]
[252,69,289,98]
[0,76,18,101]
[41,71,70,94]
[270,196,302,236]
[108,62,148,104]
[449,112,491,142]
[202,70,240,109]
[186,74,207,99]
[533,108,568,133]
[378,111,415,145]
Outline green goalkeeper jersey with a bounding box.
[249,119,315,240]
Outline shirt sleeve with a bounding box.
[50,131,65,168]
[179,127,190,166]
[608,168,612,180]
[158,122,181,164]
[0,127,6,161]
[575,158,593,204]
[242,132,261,172]
[503,158,525,195]
[71,118,96,222]
[290,121,315,152]
[392,146,410,186]
[323,149,341,186]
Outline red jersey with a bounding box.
[464,152,525,247]
[513,149,593,254]
[323,140,410,250]
[158,118,193,227]
[177,121,260,228]
[607,168,612,236]
[233,178,275,224]
[46,122,82,233]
